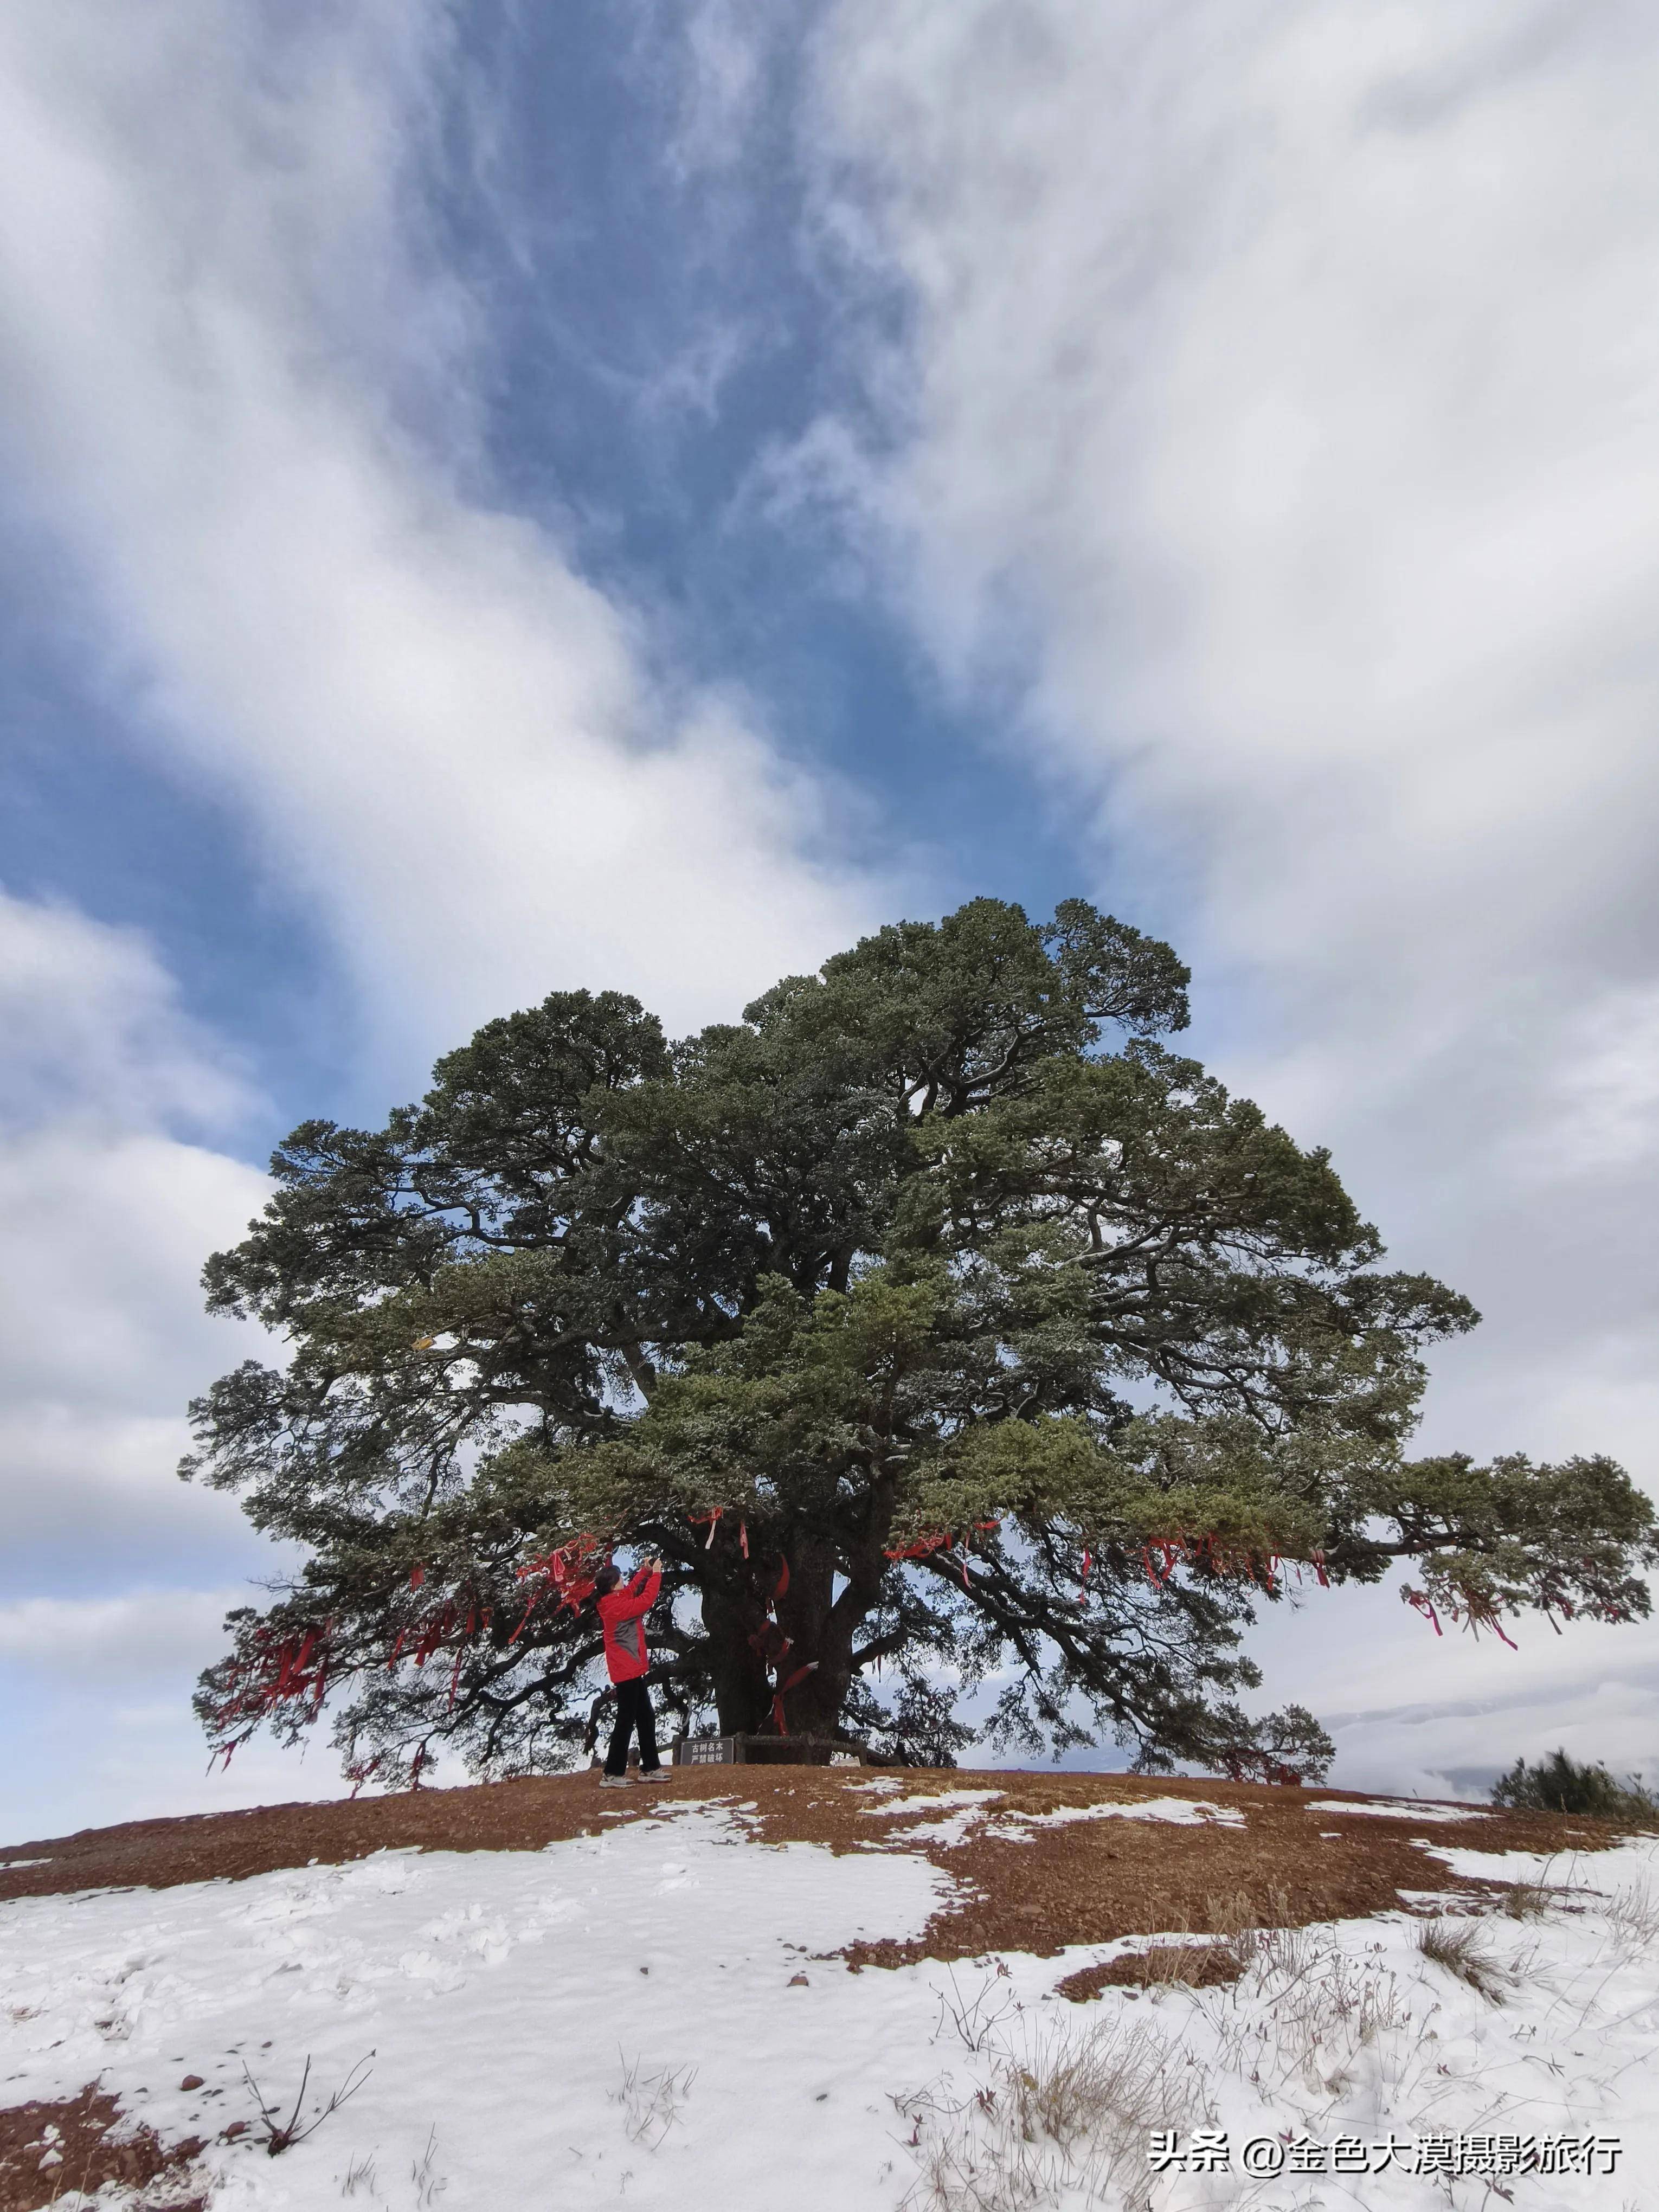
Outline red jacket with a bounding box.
[597,1564,660,1683]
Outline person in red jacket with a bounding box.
[595,1556,663,1785]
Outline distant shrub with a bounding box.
[1490,1748,1658,1821]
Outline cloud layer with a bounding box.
[0,0,880,1086]
[0,892,301,1827]
[803,0,1659,1781]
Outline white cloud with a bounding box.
[0,1591,357,1837]
[0,1587,241,1679]
[0,890,252,1134]
[0,894,275,1766]
[0,1128,266,1410]
[0,0,880,1084]
[0,0,886,1837]
[801,1,1659,1756]
[0,893,271,1585]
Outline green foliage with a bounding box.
[1490,1748,1659,1822]
[183,897,1657,1786]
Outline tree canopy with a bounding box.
[187,898,1658,1783]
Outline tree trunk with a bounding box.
[697,1536,880,1740]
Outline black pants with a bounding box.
[605,1677,661,1776]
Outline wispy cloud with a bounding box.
[0,0,880,1087]
[799,0,1659,1431]
[0,893,273,1592]
[0,890,254,1134]
[0,893,308,1840]
[798,0,1659,1774]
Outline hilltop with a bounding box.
[2,1770,1655,2210]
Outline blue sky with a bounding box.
[4,0,1659,1836]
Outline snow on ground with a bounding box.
[1306,1801,1492,1823]
[2,1801,1658,2210]
[847,1787,1249,1848]
[894,1836,1659,2212]
[1,1799,954,2210]
[858,1790,1006,1818]
[994,1798,1246,1833]
[853,1790,1007,1847]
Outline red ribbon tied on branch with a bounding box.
[687,1508,750,1554]
[883,1521,1002,1590]
[1404,1584,1443,1636]
[1403,1581,1517,1650]
[1140,1532,1298,1594]
[742,1554,814,1733]
[207,1619,333,1768]
[507,1534,606,1644]
[884,1531,953,1561]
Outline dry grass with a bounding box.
[1501,1880,1554,1919]
[611,2054,696,2149]
[410,2126,446,2207]
[1605,1876,1659,1950]
[932,1965,1019,2051]
[239,2052,374,2157]
[1209,1924,1416,2106]
[895,2014,1210,2211]
[1058,1885,1295,1998]
[1414,1918,1510,2003]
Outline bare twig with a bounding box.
[240,2050,375,2156]
[931,1965,1018,2053]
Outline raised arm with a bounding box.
[610,1563,661,1622]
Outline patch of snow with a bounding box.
[0,1857,53,1868]
[1416,1835,1658,1891]
[853,1789,1006,1847]
[858,1778,1000,1814]
[858,1789,1005,1817]
[996,1798,1246,1833]
[1306,1799,1489,1822]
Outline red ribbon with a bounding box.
[509,1534,605,1638]
[884,1531,953,1561]
[1404,1586,1443,1636]
[771,1660,818,1735]
[208,1619,333,1756]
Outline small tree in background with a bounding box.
[1490,1749,1659,1821]
[185,898,1658,1784]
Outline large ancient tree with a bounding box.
[188,899,1656,1782]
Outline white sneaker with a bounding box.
[600,1773,635,1788]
